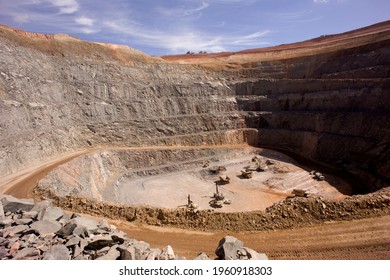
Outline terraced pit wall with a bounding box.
[1,24,389,197]
[235,40,390,192]
[0,28,257,178]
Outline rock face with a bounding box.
[1,22,389,196]
[215,236,268,260]
[0,195,266,260]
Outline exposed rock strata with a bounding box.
[1,22,389,196]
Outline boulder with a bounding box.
[0,200,4,219]
[38,206,64,222]
[30,220,62,237]
[146,248,161,260]
[159,245,175,260]
[194,252,211,260]
[56,222,77,237]
[72,226,89,238]
[117,245,136,260]
[242,247,268,260]
[133,240,150,260]
[65,236,81,247]
[86,235,115,250]
[71,217,99,233]
[0,195,34,213]
[215,236,244,260]
[96,245,120,260]
[3,224,28,238]
[43,244,70,260]
[13,247,40,260]
[22,211,38,220]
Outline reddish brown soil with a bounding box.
[160,21,390,67]
[1,145,389,260]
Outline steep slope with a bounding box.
[0,20,389,197]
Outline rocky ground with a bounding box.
[0,194,267,260]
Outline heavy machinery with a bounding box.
[209,184,231,208]
[241,169,253,179]
[310,170,325,181]
[210,165,227,174]
[219,174,230,184]
[292,189,308,197]
[186,194,199,214]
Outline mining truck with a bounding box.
[310,170,325,181]
[292,189,308,197]
[219,174,230,184]
[241,169,253,179]
[210,165,227,174]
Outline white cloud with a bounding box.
[14,14,30,23]
[48,0,79,14]
[313,0,330,3]
[104,19,269,53]
[75,16,94,26]
[158,2,210,17]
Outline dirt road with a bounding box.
[108,214,390,260]
[1,145,389,260]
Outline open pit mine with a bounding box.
[0,21,390,260]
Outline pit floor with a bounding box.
[115,150,352,212]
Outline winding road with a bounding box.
[1,145,389,260]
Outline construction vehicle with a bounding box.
[241,169,253,179]
[219,174,230,184]
[186,194,199,214]
[209,184,231,208]
[292,189,308,197]
[210,165,227,174]
[310,170,325,181]
[255,159,268,172]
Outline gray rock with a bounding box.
[72,225,89,238]
[111,231,127,244]
[118,245,135,260]
[4,224,28,237]
[65,236,81,247]
[215,236,244,260]
[38,206,64,222]
[242,247,268,260]
[0,246,7,258]
[98,219,111,231]
[15,218,33,225]
[57,222,77,237]
[87,236,115,250]
[96,245,120,260]
[0,217,13,226]
[22,211,38,220]
[73,244,83,258]
[30,220,62,237]
[71,217,99,233]
[159,245,175,260]
[133,241,150,260]
[43,244,70,260]
[0,195,35,213]
[31,200,51,213]
[194,252,211,260]
[146,248,161,260]
[0,200,4,219]
[13,247,40,260]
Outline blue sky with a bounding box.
[1,0,389,55]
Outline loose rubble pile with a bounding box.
[0,195,267,260]
[34,186,390,232]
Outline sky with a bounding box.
[0,0,389,56]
